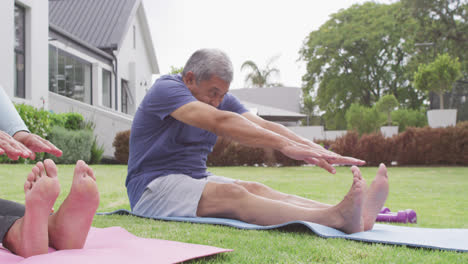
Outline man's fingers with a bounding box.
[29,151,36,160]
[327,156,366,166]
[304,157,336,174]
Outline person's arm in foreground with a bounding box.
[242,112,363,173]
[0,86,62,160]
[171,101,364,173]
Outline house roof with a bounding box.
[49,24,114,63]
[49,0,159,73]
[229,87,303,113]
[49,0,137,49]
[241,101,306,122]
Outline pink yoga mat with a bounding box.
[0,227,232,264]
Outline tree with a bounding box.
[300,2,423,129]
[376,94,399,126]
[402,0,468,79]
[168,66,183,75]
[413,53,462,109]
[241,56,281,88]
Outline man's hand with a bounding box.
[280,141,365,174]
[0,131,33,160]
[12,131,63,160]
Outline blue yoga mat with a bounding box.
[97,209,468,252]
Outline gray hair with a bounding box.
[182,48,233,84]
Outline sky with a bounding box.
[142,0,389,89]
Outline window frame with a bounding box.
[14,4,26,99]
[102,69,112,108]
[121,79,129,114]
[48,45,93,104]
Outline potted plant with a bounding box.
[376,94,399,137]
[413,53,461,127]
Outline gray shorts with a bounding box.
[132,174,235,217]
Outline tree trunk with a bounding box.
[439,92,444,109]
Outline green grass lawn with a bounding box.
[1,164,467,263]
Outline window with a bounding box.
[121,79,129,114]
[14,5,26,98]
[49,45,92,104]
[102,69,112,108]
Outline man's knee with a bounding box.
[236,181,268,194]
[197,182,249,217]
[206,182,249,201]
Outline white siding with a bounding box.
[117,5,154,115]
[0,0,48,109]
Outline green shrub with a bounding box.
[392,109,427,132]
[90,136,105,164]
[2,104,54,163]
[14,104,51,139]
[376,94,399,126]
[45,126,93,164]
[113,130,131,164]
[345,103,384,135]
[64,112,85,130]
[49,113,67,128]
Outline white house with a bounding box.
[0,0,49,109]
[230,87,306,126]
[1,0,159,158]
[230,87,347,141]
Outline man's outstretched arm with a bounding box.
[171,101,363,172]
[241,112,365,172]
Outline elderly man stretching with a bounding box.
[126,49,389,234]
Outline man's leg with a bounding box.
[47,160,99,250]
[233,165,389,231]
[2,162,60,257]
[233,180,331,209]
[197,171,366,234]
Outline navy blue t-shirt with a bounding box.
[126,74,248,208]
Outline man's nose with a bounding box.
[211,98,221,107]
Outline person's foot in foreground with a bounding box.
[330,169,366,234]
[3,159,99,257]
[358,163,389,231]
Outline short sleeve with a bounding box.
[219,93,249,115]
[142,76,197,120]
[0,86,29,136]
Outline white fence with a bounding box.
[288,126,347,141]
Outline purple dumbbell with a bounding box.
[376,209,417,224]
[380,207,391,214]
[405,209,417,223]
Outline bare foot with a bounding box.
[3,162,60,257]
[331,171,366,234]
[362,163,389,231]
[48,160,99,250]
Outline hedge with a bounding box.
[0,103,105,164]
[114,123,468,166]
[45,126,94,164]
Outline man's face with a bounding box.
[183,72,229,108]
